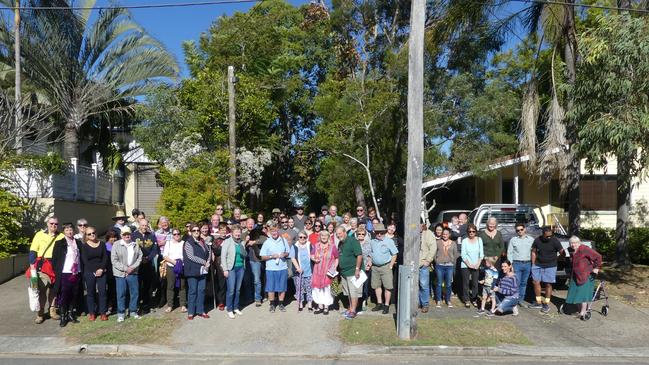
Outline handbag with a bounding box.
[28,285,40,312]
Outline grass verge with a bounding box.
[340,316,532,347]
[63,314,179,344]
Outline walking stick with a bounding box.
[296,270,303,312]
[207,243,217,311]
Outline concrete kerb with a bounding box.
[2,337,649,359]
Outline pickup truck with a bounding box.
[468,204,594,281]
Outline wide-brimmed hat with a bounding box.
[272,208,281,214]
[373,223,387,233]
[321,205,328,211]
[120,226,132,235]
[112,210,128,220]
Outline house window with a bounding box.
[581,175,617,211]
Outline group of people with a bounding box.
[26,205,603,327]
[26,204,404,324]
[418,212,603,320]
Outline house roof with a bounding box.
[422,153,530,189]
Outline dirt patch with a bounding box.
[600,264,649,307]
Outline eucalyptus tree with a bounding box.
[0,0,179,160]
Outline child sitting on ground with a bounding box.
[477,257,498,316]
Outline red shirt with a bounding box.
[572,245,602,285]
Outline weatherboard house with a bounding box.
[422,154,649,229]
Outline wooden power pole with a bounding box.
[400,0,425,340]
[227,66,237,209]
[14,0,22,153]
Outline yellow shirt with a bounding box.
[29,231,64,258]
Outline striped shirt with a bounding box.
[497,275,519,298]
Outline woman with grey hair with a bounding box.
[74,218,88,242]
[347,218,359,237]
[565,236,602,320]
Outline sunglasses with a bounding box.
[516,229,524,232]
[86,232,96,236]
[314,225,322,228]
[281,221,288,223]
[357,233,366,236]
[172,233,181,236]
[216,207,223,211]
[78,224,87,227]
[298,236,307,239]
[191,229,200,232]
[357,209,364,212]
[48,222,58,226]
[468,230,477,233]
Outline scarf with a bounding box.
[441,239,452,258]
[66,237,79,275]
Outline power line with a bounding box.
[512,0,649,14]
[1,0,260,11]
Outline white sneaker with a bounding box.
[117,315,125,323]
[512,306,519,316]
[227,312,235,319]
[133,314,142,319]
[234,309,243,316]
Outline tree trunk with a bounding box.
[63,121,79,160]
[354,184,366,208]
[564,0,580,235]
[14,0,22,153]
[616,158,631,267]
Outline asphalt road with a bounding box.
[1,355,649,365]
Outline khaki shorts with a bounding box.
[341,275,363,298]
[371,264,394,290]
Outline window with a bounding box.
[581,175,616,211]
[502,179,524,204]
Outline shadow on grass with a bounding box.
[341,316,532,347]
[62,314,179,345]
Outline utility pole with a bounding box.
[227,65,237,209]
[14,0,22,153]
[398,0,425,340]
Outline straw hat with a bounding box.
[112,210,128,220]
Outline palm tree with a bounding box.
[0,0,179,160]
[519,0,580,234]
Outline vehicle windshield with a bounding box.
[476,206,542,227]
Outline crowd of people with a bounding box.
[26,204,603,326]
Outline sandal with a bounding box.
[180,306,188,313]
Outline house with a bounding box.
[422,154,647,229]
[122,141,163,220]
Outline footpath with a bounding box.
[1,275,649,359]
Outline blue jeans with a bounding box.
[496,293,518,313]
[116,274,139,315]
[249,260,263,302]
[435,265,454,303]
[513,261,531,302]
[187,275,206,315]
[226,266,245,312]
[418,266,431,307]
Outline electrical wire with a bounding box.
[2,0,261,11]
[512,0,649,14]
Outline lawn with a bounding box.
[601,264,649,307]
[63,314,179,345]
[340,316,532,347]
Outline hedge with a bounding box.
[580,228,649,264]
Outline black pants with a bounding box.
[138,263,156,310]
[214,259,226,306]
[166,266,186,308]
[461,267,480,303]
[84,271,107,315]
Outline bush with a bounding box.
[157,166,229,227]
[0,189,28,258]
[581,227,649,264]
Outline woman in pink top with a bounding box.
[311,230,339,315]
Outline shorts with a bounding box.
[371,264,394,290]
[482,286,494,298]
[341,275,363,298]
[531,265,557,284]
[265,269,288,293]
